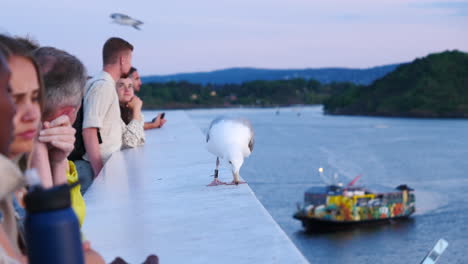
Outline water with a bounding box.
[182,106,467,263]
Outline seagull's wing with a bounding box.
[132,20,144,30]
[246,121,254,152]
[111,13,130,19]
[118,13,132,19]
[235,118,254,135]
[234,117,255,152]
[248,136,254,153]
[206,116,226,142]
[208,116,226,131]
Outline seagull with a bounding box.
[110,13,143,30]
[206,117,254,186]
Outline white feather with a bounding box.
[207,119,252,159]
[206,117,254,182]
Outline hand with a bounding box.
[38,115,75,164]
[152,114,167,128]
[127,96,143,111]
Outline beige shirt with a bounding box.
[82,71,122,162]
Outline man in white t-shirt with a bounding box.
[82,37,134,177]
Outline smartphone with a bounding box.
[152,112,165,122]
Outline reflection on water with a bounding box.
[183,106,468,264]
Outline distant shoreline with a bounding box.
[143,104,468,119]
[324,111,468,119]
[142,103,315,111]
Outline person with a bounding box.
[127,67,142,93]
[0,41,25,264]
[0,34,46,263]
[128,67,166,130]
[0,44,16,158]
[0,35,104,264]
[32,46,87,226]
[116,77,145,148]
[81,37,133,180]
[0,155,24,264]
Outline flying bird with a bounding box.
[110,13,143,30]
[206,117,255,186]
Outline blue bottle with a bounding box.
[24,184,84,264]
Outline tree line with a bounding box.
[138,78,358,109]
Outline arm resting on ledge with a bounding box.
[82,127,103,177]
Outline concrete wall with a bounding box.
[82,111,309,264]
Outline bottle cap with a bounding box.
[24,184,71,213]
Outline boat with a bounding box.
[293,168,415,231]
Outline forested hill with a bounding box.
[141,64,399,85]
[324,50,468,118]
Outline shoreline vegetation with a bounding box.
[140,50,468,118]
[139,78,350,109]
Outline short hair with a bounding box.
[128,67,137,76]
[15,36,40,51]
[102,37,133,66]
[33,47,87,119]
[0,34,45,114]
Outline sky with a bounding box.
[1,0,467,76]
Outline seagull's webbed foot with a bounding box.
[207,178,227,186]
[226,180,246,185]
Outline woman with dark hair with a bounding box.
[0,35,46,264]
[116,76,145,148]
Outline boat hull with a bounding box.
[294,213,414,232]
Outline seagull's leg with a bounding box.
[207,157,226,186]
[226,171,246,185]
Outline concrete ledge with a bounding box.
[82,111,309,264]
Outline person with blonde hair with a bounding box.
[0,40,24,264]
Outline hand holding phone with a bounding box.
[152,112,165,123]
